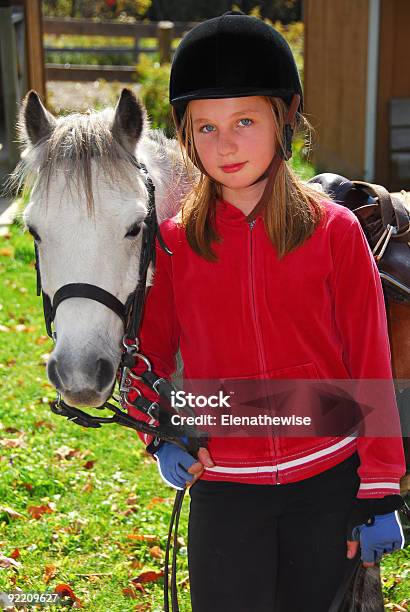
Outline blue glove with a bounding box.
[352,511,405,564]
[154,441,197,490]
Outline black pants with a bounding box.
[188,452,361,612]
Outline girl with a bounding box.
[129,11,406,612]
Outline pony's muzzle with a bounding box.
[47,354,115,407]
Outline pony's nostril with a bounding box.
[47,357,64,389]
[95,358,114,392]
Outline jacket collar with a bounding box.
[216,198,261,223]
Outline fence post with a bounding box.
[0,5,21,171]
[133,27,139,64]
[24,0,46,100]
[157,21,174,64]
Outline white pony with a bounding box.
[14,89,193,408]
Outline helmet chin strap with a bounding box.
[249,158,274,186]
[246,93,300,223]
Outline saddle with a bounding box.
[307,174,410,304]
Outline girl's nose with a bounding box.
[217,132,237,156]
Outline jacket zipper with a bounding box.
[248,220,279,484]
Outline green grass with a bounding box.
[0,219,191,610]
[0,212,408,610]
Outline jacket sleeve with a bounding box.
[330,213,406,498]
[126,225,181,448]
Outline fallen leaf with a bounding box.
[53,583,83,607]
[147,496,168,509]
[178,575,190,588]
[0,435,26,448]
[149,546,163,559]
[55,445,77,460]
[63,518,86,534]
[83,460,95,469]
[82,480,93,493]
[35,335,49,345]
[34,420,55,430]
[130,560,144,570]
[126,494,138,505]
[0,247,13,257]
[121,506,138,516]
[122,586,143,598]
[10,549,20,559]
[28,503,55,519]
[132,569,164,584]
[0,506,25,520]
[44,564,58,584]
[127,534,158,543]
[88,575,101,583]
[0,554,21,569]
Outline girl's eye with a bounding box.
[239,118,253,127]
[125,223,141,238]
[199,124,215,134]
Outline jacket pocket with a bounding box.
[266,361,320,380]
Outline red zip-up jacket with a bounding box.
[128,198,405,499]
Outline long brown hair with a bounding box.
[172,97,325,262]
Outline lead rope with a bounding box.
[163,489,186,612]
[328,556,362,612]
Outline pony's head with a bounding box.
[14,89,184,408]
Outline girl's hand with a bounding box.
[154,442,214,490]
[346,511,405,566]
[187,446,215,485]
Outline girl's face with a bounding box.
[189,96,276,194]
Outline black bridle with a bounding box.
[36,161,171,341]
[33,158,203,612]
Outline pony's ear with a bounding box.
[112,88,147,154]
[21,90,56,145]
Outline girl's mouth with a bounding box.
[220,162,247,173]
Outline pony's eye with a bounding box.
[125,223,141,238]
[27,225,41,243]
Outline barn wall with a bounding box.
[304,0,369,178]
[376,0,410,190]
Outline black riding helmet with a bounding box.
[169,10,303,126]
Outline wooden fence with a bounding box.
[0,6,25,176]
[43,17,199,82]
